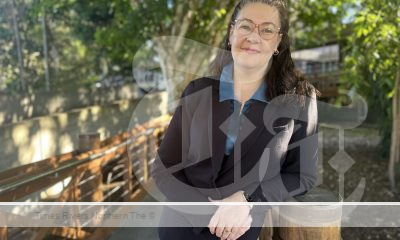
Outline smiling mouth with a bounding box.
[241,48,260,54]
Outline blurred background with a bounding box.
[0,0,399,239]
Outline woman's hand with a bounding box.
[208,191,252,240]
[210,214,253,240]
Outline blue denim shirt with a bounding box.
[219,62,268,155]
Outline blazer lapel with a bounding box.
[238,102,278,159]
[210,88,231,180]
[209,81,280,181]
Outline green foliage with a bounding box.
[0,0,398,151]
[0,0,236,92]
[288,0,354,50]
[288,0,399,156]
[341,0,399,156]
[94,0,235,70]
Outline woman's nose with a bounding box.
[245,32,261,43]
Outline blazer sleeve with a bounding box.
[151,81,216,232]
[247,92,318,214]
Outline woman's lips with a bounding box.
[241,47,260,54]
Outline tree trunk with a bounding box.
[11,0,26,92]
[155,4,197,113]
[155,36,221,114]
[41,9,51,91]
[151,1,235,113]
[389,70,400,193]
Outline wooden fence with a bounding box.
[0,113,342,240]
[0,115,171,240]
[308,72,340,98]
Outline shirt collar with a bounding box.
[219,62,268,103]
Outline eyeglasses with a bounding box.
[233,19,281,40]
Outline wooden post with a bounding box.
[142,136,149,182]
[78,133,101,152]
[78,133,103,202]
[75,132,101,239]
[278,188,342,240]
[0,227,7,240]
[259,210,275,240]
[123,147,133,202]
[71,173,83,239]
[259,188,342,240]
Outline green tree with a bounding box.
[341,0,399,192]
[31,0,115,90]
[288,0,399,192]
[93,0,238,107]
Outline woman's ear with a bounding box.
[276,33,283,50]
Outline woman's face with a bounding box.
[229,3,282,73]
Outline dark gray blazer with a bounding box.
[152,77,318,236]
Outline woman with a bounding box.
[152,0,319,239]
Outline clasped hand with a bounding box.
[207,191,252,240]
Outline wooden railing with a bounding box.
[0,114,342,240]
[0,115,171,240]
[307,71,341,98]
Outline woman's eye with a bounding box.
[239,25,252,30]
[261,28,274,34]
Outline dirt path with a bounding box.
[319,126,400,239]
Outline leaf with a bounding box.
[387,89,395,98]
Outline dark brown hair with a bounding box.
[211,0,318,101]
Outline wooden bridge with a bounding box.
[0,116,170,239]
[0,113,342,240]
